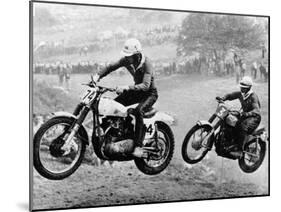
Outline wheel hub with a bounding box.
[147,138,165,160]
[49,136,65,158]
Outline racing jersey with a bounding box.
[98,56,156,92]
[223,91,261,118]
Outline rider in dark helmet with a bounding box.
[92,38,158,158]
[217,76,261,150]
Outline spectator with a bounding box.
[234,53,241,83]
[241,60,247,78]
[65,64,72,90]
[58,62,65,86]
[259,62,268,81]
[251,61,258,79]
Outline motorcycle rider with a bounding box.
[92,38,158,158]
[217,76,261,151]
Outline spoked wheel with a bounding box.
[135,122,174,175]
[238,138,266,173]
[33,117,86,180]
[181,124,212,164]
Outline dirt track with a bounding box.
[32,158,268,210]
[32,75,269,210]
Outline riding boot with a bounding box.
[134,110,144,147]
[131,109,148,158]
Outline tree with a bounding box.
[176,14,266,73]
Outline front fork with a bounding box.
[61,104,90,154]
[201,115,222,149]
[153,123,159,151]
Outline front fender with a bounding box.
[51,111,77,119]
[51,111,89,145]
[196,120,213,130]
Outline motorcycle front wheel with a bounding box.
[181,124,212,164]
[134,121,175,175]
[33,117,86,180]
[238,138,266,173]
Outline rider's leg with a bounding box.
[114,89,158,157]
[114,90,146,145]
[134,90,158,147]
[236,116,261,149]
[132,91,158,158]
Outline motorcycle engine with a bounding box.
[215,125,236,155]
[101,116,135,160]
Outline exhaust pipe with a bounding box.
[104,139,135,157]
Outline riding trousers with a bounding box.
[235,115,261,147]
[114,89,158,146]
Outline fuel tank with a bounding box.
[98,97,128,117]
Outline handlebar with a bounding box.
[98,85,117,93]
[81,82,116,93]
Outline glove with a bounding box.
[116,86,129,94]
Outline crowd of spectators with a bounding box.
[34,54,268,83]
[35,24,180,58]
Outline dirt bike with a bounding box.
[33,76,175,180]
[181,97,267,173]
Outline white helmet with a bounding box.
[239,76,253,88]
[121,38,142,56]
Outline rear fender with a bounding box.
[143,112,175,139]
[247,131,268,145]
[149,111,176,126]
[51,111,89,145]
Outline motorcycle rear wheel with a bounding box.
[181,124,212,164]
[238,138,266,173]
[134,121,174,175]
[33,117,86,180]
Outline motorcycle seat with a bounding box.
[252,126,265,136]
[143,108,158,118]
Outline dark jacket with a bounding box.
[98,56,156,92]
[223,91,261,118]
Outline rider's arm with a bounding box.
[128,59,152,91]
[98,58,126,79]
[222,91,241,101]
[244,94,261,117]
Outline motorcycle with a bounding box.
[33,76,175,180]
[181,97,267,173]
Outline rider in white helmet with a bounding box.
[217,76,261,151]
[121,38,142,56]
[92,38,158,158]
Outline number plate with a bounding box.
[215,105,228,119]
[81,88,96,104]
[144,123,155,139]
